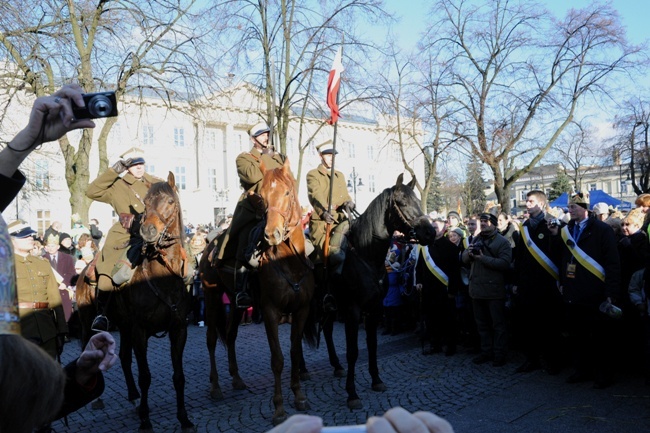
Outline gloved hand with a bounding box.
[321,211,335,224]
[112,159,129,174]
[342,200,356,212]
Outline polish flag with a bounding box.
[326,47,344,125]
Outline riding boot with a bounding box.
[91,286,111,332]
[328,221,349,275]
[234,266,252,309]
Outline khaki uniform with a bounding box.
[86,168,161,289]
[15,254,68,358]
[307,164,352,263]
[217,148,287,262]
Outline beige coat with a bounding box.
[86,168,161,278]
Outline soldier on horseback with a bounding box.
[86,148,160,331]
[306,140,355,311]
[213,121,288,309]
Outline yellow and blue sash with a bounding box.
[560,225,605,282]
[415,245,449,287]
[520,226,559,281]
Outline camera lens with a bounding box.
[88,95,113,118]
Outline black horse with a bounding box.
[77,173,195,433]
[323,173,435,409]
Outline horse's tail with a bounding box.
[302,300,318,348]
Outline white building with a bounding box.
[2,83,425,237]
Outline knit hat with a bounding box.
[450,227,465,238]
[569,192,589,209]
[479,212,498,226]
[447,211,461,221]
[59,233,72,244]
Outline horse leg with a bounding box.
[289,307,310,412]
[226,305,247,390]
[169,323,195,432]
[345,307,362,410]
[119,328,141,404]
[323,312,346,377]
[262,309,287,426]
[366,310,386,391]
[204,288,223,400]
[131,329,153,433]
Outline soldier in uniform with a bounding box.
[307,140,355,310]
[8,220,68,359]
[214,121,288,308]
[86,148,160,331]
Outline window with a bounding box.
[36,210,51,237]
[145,164,155,175]
[367,144,375,160]
[174,127,185,147]
[205,128,221,150]
[208,168,217,192]
[589,183,597,191]
[348,142,356,159]
[393,144,401,160]
[368,174,376,193]
[34,160,49,190]
[174,166,186,190]
[520,190,528,201]
[142,125,154,146]
[235,131,247,152]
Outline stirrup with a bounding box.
[323,294,337,313]
[91,315,110,332]
[235,292,252,309]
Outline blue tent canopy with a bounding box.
[549,189,632,210]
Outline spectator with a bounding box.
[58,232,75,256]
[69,214,90,244]
[551,192,621,388]
[89,218,103,248]
[592,202,610,222]
[43,221,62,246]
[628,269,650,386]
[466,215,480,244]
[383,251,404,336]
[462,212,512,367]
[512,190,564,375]
[415,215,461,356]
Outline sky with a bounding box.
[384,0,649,51]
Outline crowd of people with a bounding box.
[378,191,650,389]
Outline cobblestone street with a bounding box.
[57,321,650,433]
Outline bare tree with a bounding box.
[611,97,650,194]
[0,0,217,221]
[421,0,639,212]
[552,121,602,192]
[209,0,391,189]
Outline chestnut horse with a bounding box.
[77,173,194,433]
[200,159,317,426]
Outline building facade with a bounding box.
[2,83,425,237]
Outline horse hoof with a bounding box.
[232,378,247,390]
[295,399,311,411]
[300,372,311,381]
[372,382,387,392]
[334,368,346,378]
[272,414,288,426]
[91,398,105,410]
[347,399,363,410]
[210,387,224,400]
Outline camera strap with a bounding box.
[521,226,558,281]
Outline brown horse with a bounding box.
[77,173,195,433]
[200,159,317,426]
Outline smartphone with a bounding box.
[321,426,366,433]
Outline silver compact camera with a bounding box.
[548,218,562,228]
[72,91,118,119]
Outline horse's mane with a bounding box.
[147,181,185,244]
[350,187,391,249]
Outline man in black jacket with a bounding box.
[551,192,621,388]
[513,190,564,374]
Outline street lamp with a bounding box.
[347,167,363,202]
[214,188,229,225]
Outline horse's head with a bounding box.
[389,174,436,244]
[259,158,300,246]
[140,172,183,248]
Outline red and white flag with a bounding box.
[326,47,344,125]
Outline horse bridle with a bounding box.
[141,196,185,279]
[266,181,299,241]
